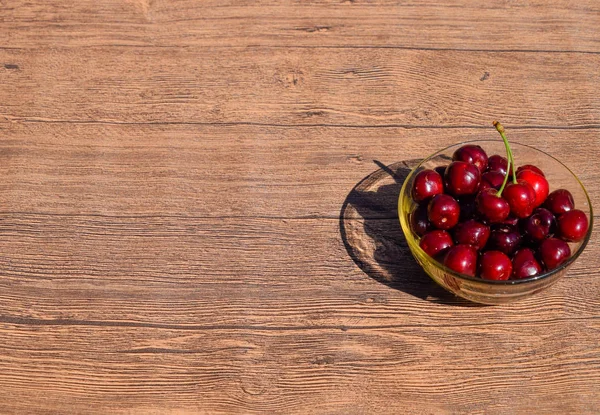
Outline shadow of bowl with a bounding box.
[339,160,479,306]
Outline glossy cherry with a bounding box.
[479,171,505,191]
[443,244,478,276]
[487,224,521,256]
[512,248,543,279]
[419,230,454,258]
[517,164,545,177]
[516,169,549,208]
[444,161,481,196]
[539,237,571,270]
[544,189,575,215]
[487,154,511,176]
[412,169,444,202]
[503,180,536,218]
[479,251,512,280]
[428,194,460,230]
[521,208,556,243]
[453,219,490,250]
[476,188,510,223]
[452,144,488,173]
[410,204,433,237]
[557,209,589,242]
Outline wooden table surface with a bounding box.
[1,1,599,413]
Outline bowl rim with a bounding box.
[398,139,594,285]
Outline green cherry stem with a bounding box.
[493,121,518,196]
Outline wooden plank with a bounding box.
[0,123,598,217]
[0,322,598,414]
[2,0,600,52]
[0,215,597,319]
[0,216,598,413]
[2,47,600,127]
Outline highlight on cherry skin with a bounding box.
[409,121,590,281]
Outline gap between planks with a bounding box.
[3,118,600,130]
[3,45,600,55]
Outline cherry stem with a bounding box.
[493,121,518,196]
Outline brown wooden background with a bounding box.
[0,1,599,413]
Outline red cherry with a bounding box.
[516,169,549,207]
[479,171,505,192]
[427,194,460,230]
[410,204,433,237]
[521,208,556,243]
[412,169,444,202]
[443,244,478,276]
[453,219,490,250]
[487,154,512,176]
[444,161,481,196]
[476,188,510,223]
[539,238,571,270]
[488,224,522,256]
[479,251,512,280]
[512,248,543,279]
[419,230,454,258]
[557,209,589,242]
[517,164,545,177]
[452,144,488,173]
[544,189,575,215]
[503,180,536,218]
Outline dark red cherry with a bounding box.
[488,225,521,256]
[443,244,478,276]
[544,189,575,215]
[487,154,512,176]
[476,188,510,223]
[452,144,488,173]
[517,164,545,177]
[539,238,571,270]
[453,219,490,250]
[521,208,556,243]
[557,209,589,242]
[444,161,481,196]
[427,194,460,230]
[410,204,433,237]
[516,169,549,208]
[479,251,512,280]
[419,230,454,258]
[479,171,505,191]
[512,248,543,279]
[503,180,536,218]
[412,169,444,202]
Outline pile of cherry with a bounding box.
[410,122,589,280]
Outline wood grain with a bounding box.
[2,47,600,127]
[1,0,600,413]
[0,123,598,413]
[2,0,600,52]
[0,214,598,414]
[0,123,598,217]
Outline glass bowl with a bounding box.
[398,140,593,305]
